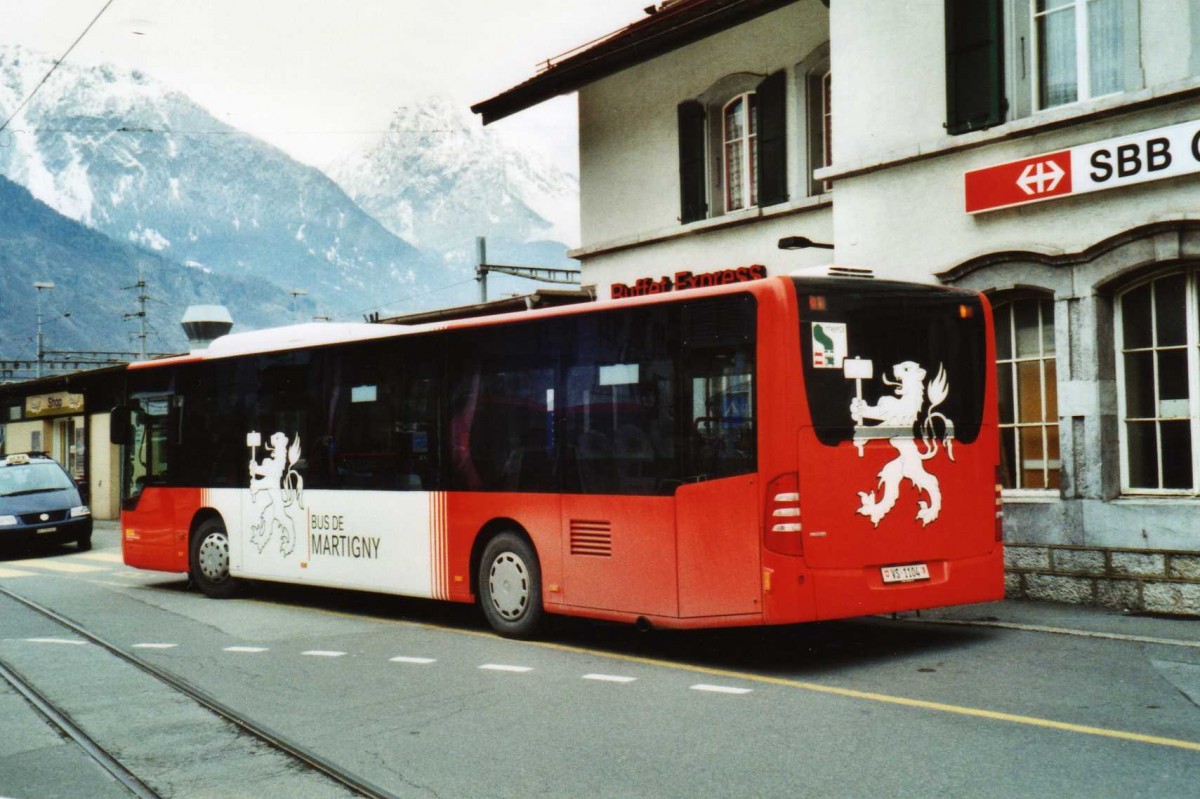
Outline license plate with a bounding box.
[36,527,58,535]
[881,563,930,583]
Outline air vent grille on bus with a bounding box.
[682,294,754,344]
[570,520,613,557]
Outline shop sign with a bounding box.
[611,265,767,299]
[965,118,1200,214]
[25,392,85,418]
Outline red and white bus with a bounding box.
[112,274,1003,637]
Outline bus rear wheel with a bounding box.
[479,532,544,639]
[190,517,238,599]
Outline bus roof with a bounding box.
[127,274,975,368]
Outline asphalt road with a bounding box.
[1,521,1198,798]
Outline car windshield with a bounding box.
[0,462,75,496]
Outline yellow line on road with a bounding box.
[525,638,1200,753]
[248,598,1200,753]
[0,568,35,578]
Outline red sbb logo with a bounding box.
[964,151,1073,214]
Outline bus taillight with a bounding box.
[765,473,804,555]
[995,467,1005,542]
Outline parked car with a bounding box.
[0,453,92,551]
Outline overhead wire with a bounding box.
[355,277,478,317]
[0,0,117,135]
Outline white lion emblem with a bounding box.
[849,361,954,527]
[248,431,305,556]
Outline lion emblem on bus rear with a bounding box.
[248,431,305,556]
[846,359,955,527]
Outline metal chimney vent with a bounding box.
[181,305,233,352]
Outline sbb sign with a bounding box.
[965,119,1200,214]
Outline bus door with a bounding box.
[791,281,995,589]
[561,359,678,617]
[118,392,194,571]
[560,309,679,617]
[675,344,761,618]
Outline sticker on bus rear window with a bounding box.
[811,322,847,369]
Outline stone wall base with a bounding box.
[1005,544,1200,616]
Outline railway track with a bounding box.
[0,584,401,799]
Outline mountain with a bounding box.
[0,46,438,321]
[0,174,294,368]
[328,96,580,287]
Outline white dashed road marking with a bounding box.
[479,664,533,673]
[133,643,179,649]
[691,684,753,695]
[224,646,269,653]
[77,552,123,564]
[302,650,346,658]
[6,560,104,574]
[582,673,637,684]
[26,637,86,646]
[390,656,437,665]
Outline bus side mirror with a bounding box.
[110,406,132,445]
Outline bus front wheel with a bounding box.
[479,532,544,639]
[190,517,238,599]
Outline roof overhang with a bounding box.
[471,0,801,125]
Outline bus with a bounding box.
[111,273,1003,638]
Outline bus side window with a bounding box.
[448,326,558,493]
[683,349,755,481]
[397,373,440,490]
[680,294,757,483]
[565,306,679,496]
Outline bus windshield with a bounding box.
[793,278,988,447]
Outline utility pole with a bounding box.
[123,266,150,360]
[474,236,581,304]
[34,281,54,379]
[289,288,309,323]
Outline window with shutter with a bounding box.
[756,70,788,207]
[677,101,708,223]
[945,0,1006,135]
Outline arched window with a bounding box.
[993,294,1060,489]
[722,92,758,212]
[677,70,788,223]
[1116,269,1200,493]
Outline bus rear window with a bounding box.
[793,279,987,447]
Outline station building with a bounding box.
[474,0,1200,613]
[0,370,124,520]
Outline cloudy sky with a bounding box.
[0,0,650,172]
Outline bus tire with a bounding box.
[190,517,238,599]
[479,532,544,639]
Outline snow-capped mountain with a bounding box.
[0,46,435,321]
[328,96,580,272]
[0,174,295,364]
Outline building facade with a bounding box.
[1,371,124,520]
[475,0,1200,613]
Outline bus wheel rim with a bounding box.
[198,532,230,583]
[488,552,528,620]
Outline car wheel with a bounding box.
[478,532,544,639]
[76,534,92,552]
[190,517,238,599]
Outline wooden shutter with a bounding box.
[945,0,1006,135]
[678,100,707,224]
[755,70,788,207]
